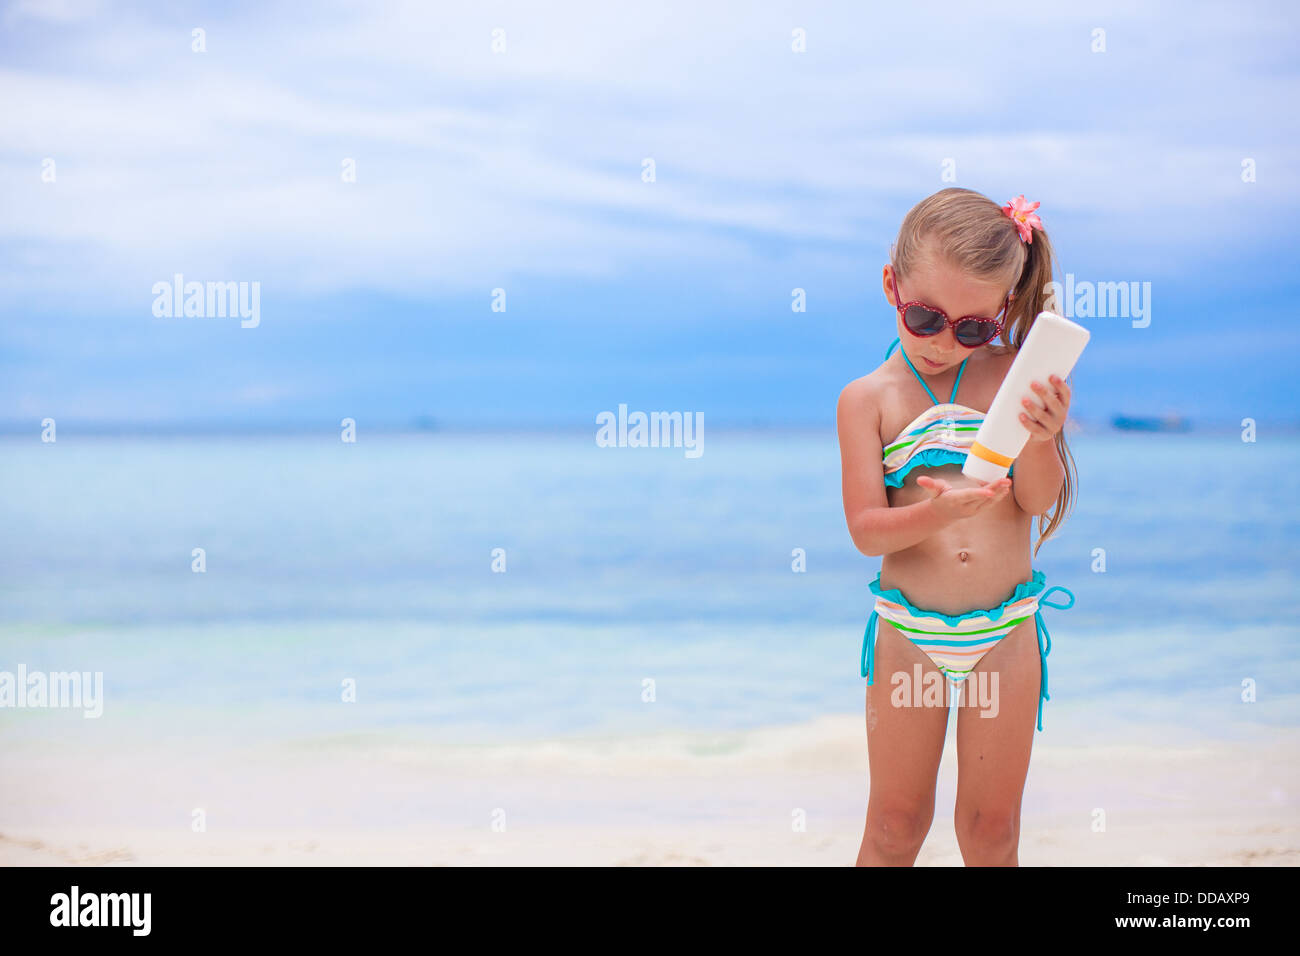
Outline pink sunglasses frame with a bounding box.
[890,269,1011,349]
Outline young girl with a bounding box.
[836,187,1078,866]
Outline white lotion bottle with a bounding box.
[962,311,1091,483]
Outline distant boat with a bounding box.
[1111,414,1191,432]
[411,415,439,431]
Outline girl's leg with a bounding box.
[857,622,950,867]
[953,617,1041,866]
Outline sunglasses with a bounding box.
[890,269,1010,348]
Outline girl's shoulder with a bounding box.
[837,358,895,410]
[836,366,887,435]
[836,355,904,442]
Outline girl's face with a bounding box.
[882,257,1013,373]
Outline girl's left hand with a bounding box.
[1020,374,1071,442]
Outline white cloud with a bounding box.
[0,0,1295,313]
[5,0,102,25]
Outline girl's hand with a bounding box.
[1021,374,1071,443]
[915,475,1013,520]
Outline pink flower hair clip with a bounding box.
[1002,195,1042,243]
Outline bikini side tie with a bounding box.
[1032,585,1075,731]
[861,610,879,684]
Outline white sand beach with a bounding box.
[3,716,1296,866]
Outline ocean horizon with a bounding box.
[0,417,1290,437]
[3,429,1297,758]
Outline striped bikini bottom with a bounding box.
[861,570,1075,731]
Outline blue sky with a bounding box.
[2,0,1298,428]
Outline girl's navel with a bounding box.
[958,550,969,563]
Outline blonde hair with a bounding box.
[891,187,1076,557]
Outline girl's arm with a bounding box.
[1011,377,1069,515]
[1010,437,1064,515]
[837,380,958,557]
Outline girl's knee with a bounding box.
[865,803,933,857]
[955,805,1019,856]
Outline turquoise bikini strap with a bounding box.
[948,355,969,404]
[887,336,971,406]
[898,346,941,405]
[1031,584,1075,732]
[861,610,879,684]
[1039,586,1075,610]
[1033,611,1051,732]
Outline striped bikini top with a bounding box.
[880,337,1013,488]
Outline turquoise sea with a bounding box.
[2,429,1298,756]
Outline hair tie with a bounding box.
[1002,195,1042,243]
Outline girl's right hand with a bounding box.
[915,475,1013,520]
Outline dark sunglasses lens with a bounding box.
[955,320,997,347]
[903,306,945,336]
